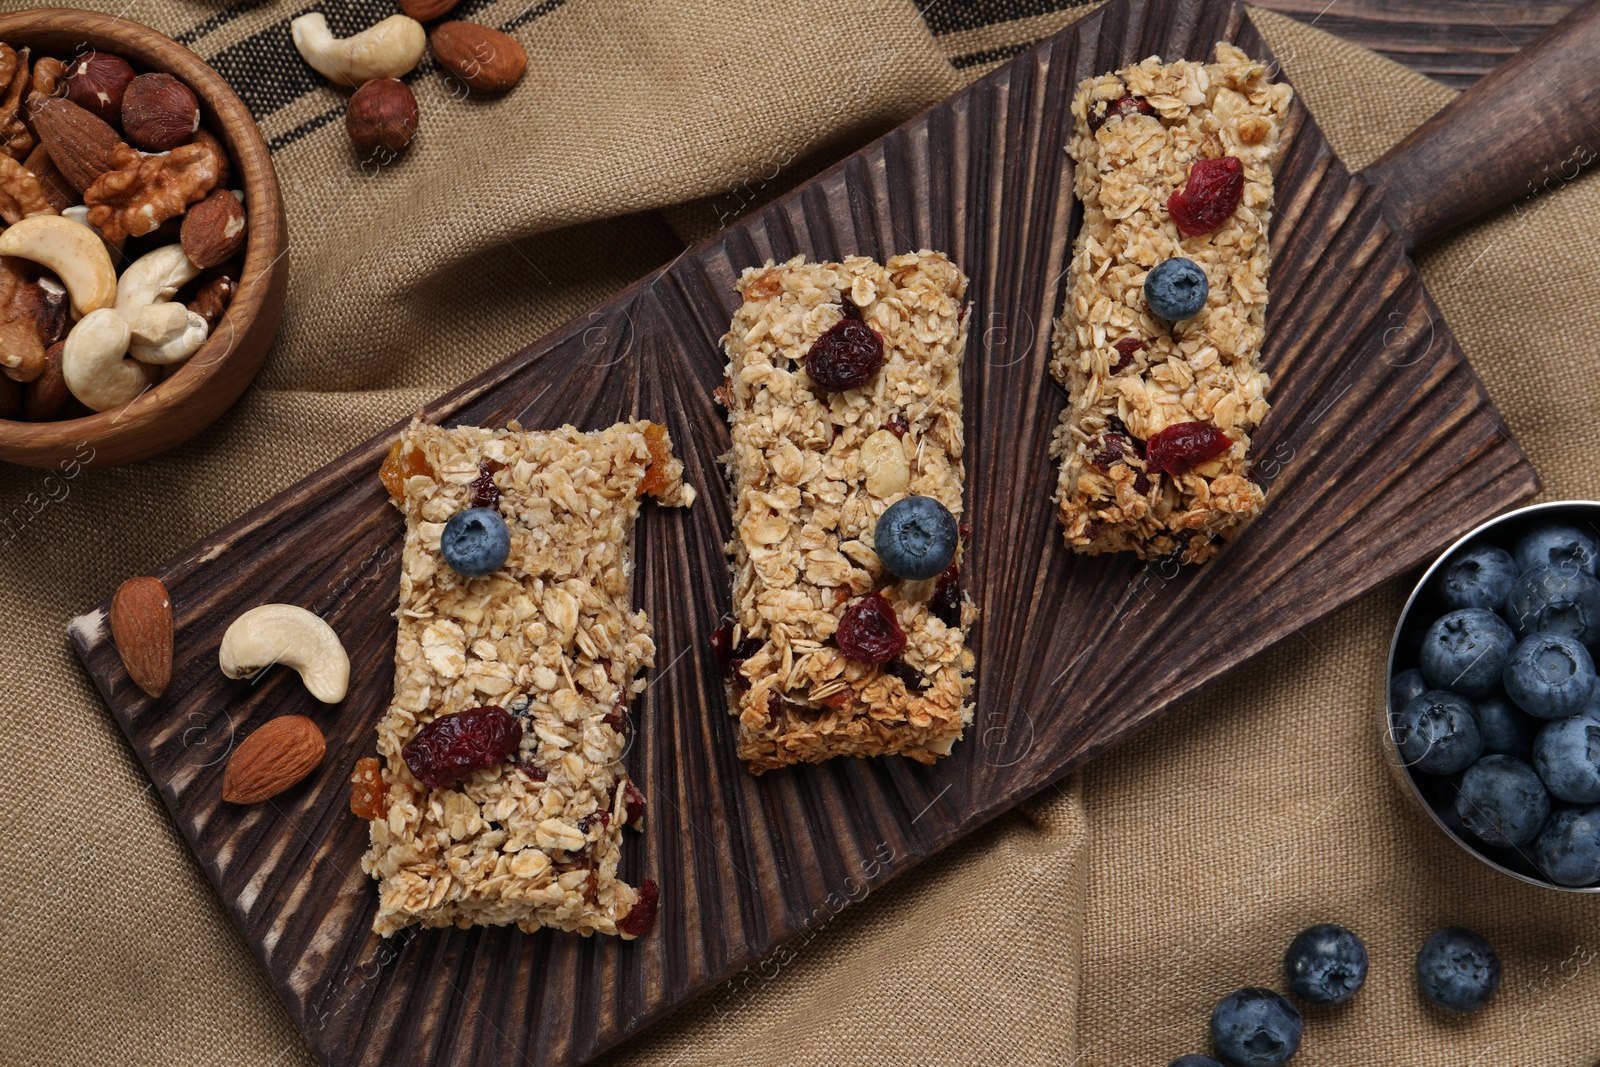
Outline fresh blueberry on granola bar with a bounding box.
[875,495,958,580]
[440,506,510,577]
[1144,257,1209,321]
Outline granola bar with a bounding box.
[360,418,693,938]
[1050,44,1292,564]
[718,252,975,774]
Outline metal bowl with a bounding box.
[1386,499,1600,893]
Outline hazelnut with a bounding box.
[64,51,136,127]
[345,78,419,155]
[120,72,201,152]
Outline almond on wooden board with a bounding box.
[109,576,172,697]
[429,22,527,93]
[222,715,326,804]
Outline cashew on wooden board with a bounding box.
[219,604,351,704]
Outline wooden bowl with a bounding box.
[0,9,287,470]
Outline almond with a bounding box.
[430,22,527,93]
[22,143,73,212]
[110,576,173,697]
[222,715,326,804]
[181,189,247,269]
[400,0,461,20]
[31,97,124,193]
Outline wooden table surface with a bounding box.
[1242,0,1580,87]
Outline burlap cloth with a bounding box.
[2,1,1596,1064]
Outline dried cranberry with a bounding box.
[602,699,628,733]
[886,413,909,436]
[1111,337,1145,373]
[618,879,660,937]
[1168,156,1244,237]
[470,462,500,509]
[579,810,611,834]
[805,319,884,392]
[727,637,761,688]
[958,521,972,542]
[835,594,906,664]
[517,760,548,782]
[932,562,962,628]
[883,657,926,693]
[1089,434,1129,472]
[402,705,522,790]
[837,296,861,320]
[621,780,646,827]
[709,622,734,664]
[1088,94,1154,132]
[1133,472,1152,495]
[1084,520,1103,541]
[1146,421,1233,475]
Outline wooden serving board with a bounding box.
[69,0,1541,1064]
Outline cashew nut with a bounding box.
[114,244,201,315]
[291,13,425,87]
[219,604,350,704]
[61,308,158,411]
[0,215,115,318]
[127,301,209,364]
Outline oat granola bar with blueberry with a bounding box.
[357,418,693,938]
[1050,43,1292,564]
[717,252,975,774]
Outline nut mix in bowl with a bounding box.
[1387,500,1600,892]
[0,9,286,469]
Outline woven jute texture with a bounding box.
[0,1,1596,1065]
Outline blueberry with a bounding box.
[1505,563,1600,646]
[1283,923,1368,1005]
[440,507,511,578]
[1394,691,1483,775]
[1390,668,1427,710]
[1145,257,1209,321]
[1534,805,1600,886]
[1170,1059,1227,1067]
[1437,544,1519,612]
[1419,609,1515,698]
[1514,522,1599,577]
[873,495,959,581]
[1532,715,1600,803]
[1416,928,1501,1013]
[1503,633,1597,719]
[1473,694,1538,758]
[1453,755,1550,846]
[1209,987,1302,1067]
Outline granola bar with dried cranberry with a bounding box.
[1050,43,1292,564]
[360,419,692,938]
[718,252,975,774]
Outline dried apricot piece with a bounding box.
[638,422,672,498]
[350,756,386,820]
[378,439,431,501]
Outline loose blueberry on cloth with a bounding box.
[441,507,511,577]
[874,495,958,580]
[1503,633,1597,719]
[1504,563,1600,645]
[1209,987,1302,1067]
[1144,257,1209,320]
[1169,1057,1227,1067]
[1535,804,1600,886]
[1416,928,1501,1013]
[1532,715,1600,803]
[1418,608,1515,698]
[1438,544,1519,612]
[1394,690,1483,775]
[1514,523,1600,577]
[1453,755,1550,846]
[1282,923,1368,1005]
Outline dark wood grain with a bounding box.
[1364,0,1600,249]
[1253,0,1583,88]
[68,1,1538,1065]
[0,10,288,470]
